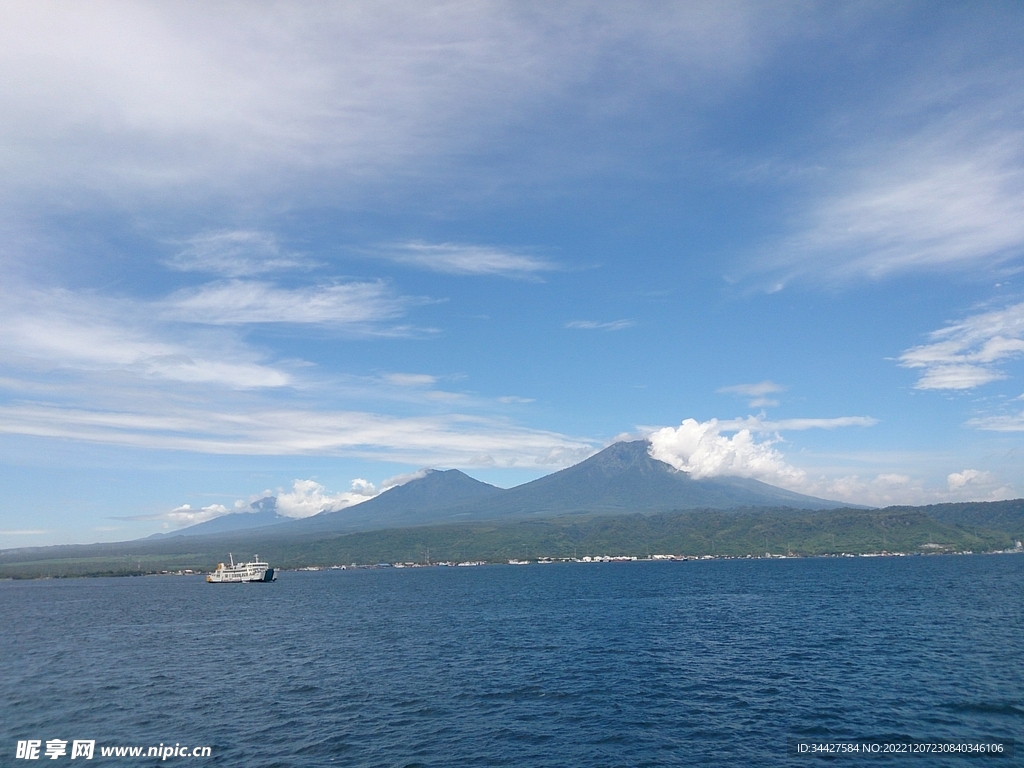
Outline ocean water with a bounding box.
[2,555,1022,766]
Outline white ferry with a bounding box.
[206,554,276,583]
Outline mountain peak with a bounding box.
[285,467,503,533]
[581,439,664,468]
[381,468,497,500]
[483,438,846,515]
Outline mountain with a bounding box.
[261,440,847,537]
[157,497,290,537]
[161,508,289,537]
[279,468,504,534]
[165,440,848,540]
[11,445,1024,578]
[454,439,848,518]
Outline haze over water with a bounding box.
[2,555,1021,767]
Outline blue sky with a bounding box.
[3,2,1024,546]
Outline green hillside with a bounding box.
[2,505,1018,579]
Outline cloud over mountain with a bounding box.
[275,479,378,519]
[648,418,806,486]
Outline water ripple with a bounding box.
[1,555,1021,766]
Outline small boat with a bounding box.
[206,554,276,583]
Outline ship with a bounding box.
[206,554,276,583]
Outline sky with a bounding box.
[3,1,1024,546]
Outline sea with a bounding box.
[1,555,1022,767]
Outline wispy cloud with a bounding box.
[162,279,412,327]
[717,381,784,397]
[0,287,291,389]
[966,411,1024,432]
[378,469,429,491]
[0,4,789,210]
[565,319,635,331]
[379,242,559,279]
[718,415,879,432]
[769,140,1024,285]
[0,277,587,471]
[0,276,433,396]
[739,37,1024,291]
[165,231,312,277]
[383,373,438,387]
[0,401,596,468]
[0,529,49,535]
[898,302,1024,390]
[158,502,236,527]
[717,380,785,407]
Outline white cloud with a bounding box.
[647,418,806,486]
[162,279,410,326]
[147,476,383,527]
[380,242,559,279]
[646,416,1010,506]
[565,319,635,331]
[717,415,879,432]
[816,473,922,507]
[0,287,291,388]
[776,141,1024,283]
[145,469,438,530]
[498,396,535,404]
[165,231,312,277]
[646,415,879,483]
[0,3,788,208]
[967,411,1024,432]
[740,39,1024,290]
[717,380,785,407]
[0,278,428,396]
[379,469,429,492]
[384,373,438,387]
[162,503,233,527]
[816,468,1013,507]
[275,478,378,519]
[0,529,49,535]
[423,390,466,402]
[717,381,784,397]
[0,276,595,471]
[948,469,989,490]
[899,302,1024,390]
[0,401,596,467]
[915,365,1007,390]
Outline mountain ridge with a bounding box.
[170,440,851,538]
[151,497,290,538]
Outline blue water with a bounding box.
[2,555,1022,766]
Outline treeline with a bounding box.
[2,502,1022,578]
